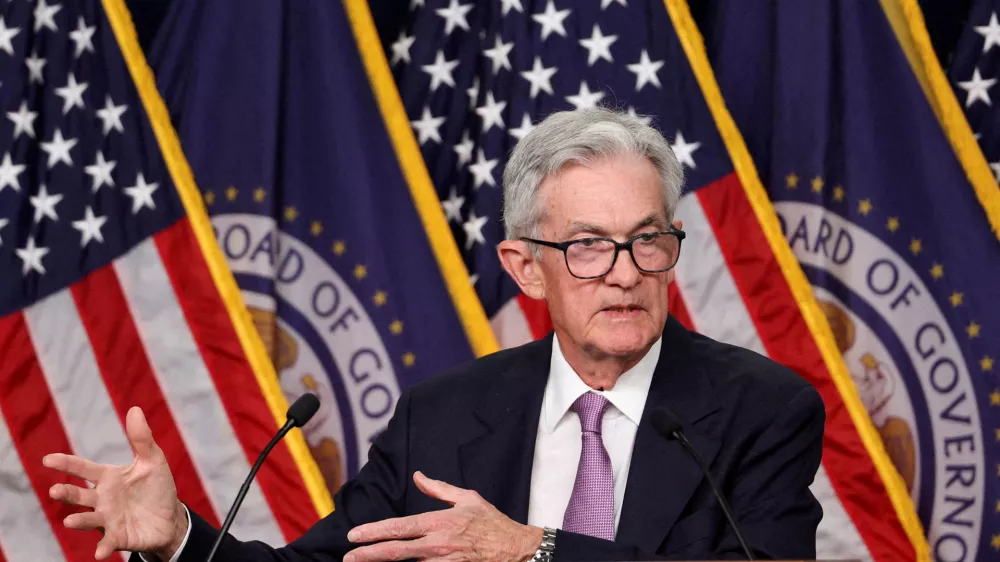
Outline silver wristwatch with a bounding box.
[529,527,557,562]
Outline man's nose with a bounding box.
[603,250,642,288]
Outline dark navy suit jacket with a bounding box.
[166,316,825,561]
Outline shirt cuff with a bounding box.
[138,504,191,562]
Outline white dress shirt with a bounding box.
[527,334,660,533]
[155,334,661,560]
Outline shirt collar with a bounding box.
[542,333,661,433]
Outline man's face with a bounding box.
[533,153,674,359]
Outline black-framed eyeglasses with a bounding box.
[521,230,686,279]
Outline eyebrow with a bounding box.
[565,213,667,237]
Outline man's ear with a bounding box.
[497,240,546,300]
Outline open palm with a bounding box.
[43,407,188,560]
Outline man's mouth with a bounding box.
[602,305,643,317]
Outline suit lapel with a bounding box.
[458,336,552,524]
[617,316,722,553]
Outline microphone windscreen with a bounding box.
[287,393,320,427]
[650,406,683,439]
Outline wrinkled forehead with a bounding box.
[537,155,670,235]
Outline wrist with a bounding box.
[152,501,188,561]
[518,525,545,562]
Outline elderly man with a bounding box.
[44,108,824,561]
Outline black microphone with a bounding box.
[205,393,321,562]
[651,407,755,561]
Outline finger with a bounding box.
[42,453,104,482]
[49,483,98,508]
[95,534,117,561]
[346,538,442,562]
[63,510,104,531]
[126,407,160,461]
[348,513,435,543]
[413,471,480,506]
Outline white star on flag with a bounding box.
[69,16,96,57]
[30,184,63,224]
[509,114,535,142]
[124,173,160,214]
[579,25,617,66]
[476,92,507,132]
[442,188,465,222]
[601,0,628,9]
[0,152,25,193]
[54,72,88,114]
[16,236,49,275]
[6,101,37,139]
[40,128,77,168]
[72,207,108,247]
[532,0,571,40]
[0,218,7,246]
[96,95,128,135]
[975,12,1000,54]
[958,68,997,107]
[422,50,459,91]
[483,35,514,74]
[566,81,605,109]
[411,107,445,145]
[671,131,701,169]
[435,0,473,36]
[0,16,21,56]
[520,56,557,98]
[627,49,665,91]
[627,107,653,126]
[990,160,1000,182]
[466,77,480,109]
[85,151,117,192]
[463,211,489,249]
[454,131,474,167]
[469,149,498,188]
[391,31,416,65]
[33,0,61,33]
[500,0,524,16]
[24,51,45,84]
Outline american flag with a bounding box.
[391,0,923,559]
[950,0,1000,184]
[0,1,325,559]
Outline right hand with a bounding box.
[43,406,188,560]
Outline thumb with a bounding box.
[125,407,159,461]
[413,471,476,506]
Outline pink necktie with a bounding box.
[562,391,615,540]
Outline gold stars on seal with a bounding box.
[995,428,1000,442]
[373,291,387,307]
[833,185,845,201]
[204,191,216,205]
[929,263,944,280]
[886,217,900,233]
[810,176,824,193]
[967,322,981,338]
[858,199,873,216]
[983,356,995,372]
[332,240,346,256]
[226,185,238,201]
[310,221,323,237]
[284,206,298,221]
[389,320,403,335]
[949,291,964,307]
[785,172,799,189]
[402,352,415,368]
[254,187,266,202]
[992,534,1000,551]
[992,389,1000,406]
[909,238,922,255]
[302,374,318,392]
[995,499,1000,513]
[353,264,367,280]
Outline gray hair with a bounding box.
[502,107,685,240]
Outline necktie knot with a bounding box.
[571,391,611,434]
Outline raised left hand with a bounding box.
[345,471,543,562]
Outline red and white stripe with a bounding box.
[0,218,318,561]
[491,176,916,561]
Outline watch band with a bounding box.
[530,527,557,562]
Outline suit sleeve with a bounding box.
[141,391,415,562]
[553,384,825,562]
